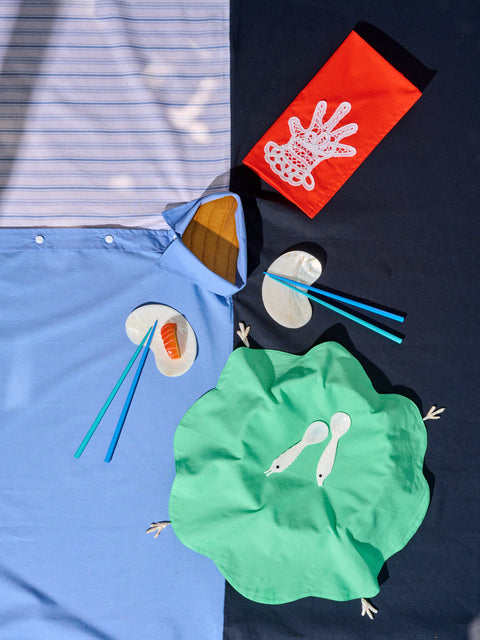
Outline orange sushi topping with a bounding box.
[160,322,181,359]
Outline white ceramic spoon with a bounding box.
[316,412,351,487]
[265,420,329,477]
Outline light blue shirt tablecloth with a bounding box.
[0,192,246,639]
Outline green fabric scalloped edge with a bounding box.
[169,342,429,604]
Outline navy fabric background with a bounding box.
[229,1,479,638]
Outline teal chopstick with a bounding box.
[74,325,153,459]
[264,272,405,322]
[267,276,403,344]
[104,320,158,463]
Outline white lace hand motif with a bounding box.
[264,100,358,191]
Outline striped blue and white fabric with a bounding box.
[0,0,230,227]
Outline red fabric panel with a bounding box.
[243,30,422,218]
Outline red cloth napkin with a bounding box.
[244,22,435,218]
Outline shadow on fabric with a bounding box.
[0,1,59,197]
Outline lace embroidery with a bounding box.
[264,100,358,191]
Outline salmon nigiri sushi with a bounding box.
[160,322,181,359]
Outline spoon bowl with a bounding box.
[303,420,329,445]
[329,412,351,438]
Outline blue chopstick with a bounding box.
[264,272,405,322]
[104,320,158,463]
[74,325,153,459]
[264,275,403,344]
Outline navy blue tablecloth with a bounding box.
[229,2,479,638]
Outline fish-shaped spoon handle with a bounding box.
[265,420,328,477]
[316,412,351,486]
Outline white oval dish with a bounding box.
[262,250,323,328]
[125,304,197,377]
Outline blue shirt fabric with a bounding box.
[0,192,246,639]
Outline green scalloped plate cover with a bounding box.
[169,342,429,604]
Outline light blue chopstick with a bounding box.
[265,275,403,344]
[74,325,153,459]
[264,272,405,322]
[104,320,158,463]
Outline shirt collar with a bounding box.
[158,192,247,297]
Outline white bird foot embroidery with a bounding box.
[423,405,446,421]
[361,598,378,619]
[236,322,251,347]
[146,521,171,538]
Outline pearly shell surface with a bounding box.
[262,251,323,328]
[125,304,197,377]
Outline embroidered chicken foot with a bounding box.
[236,322,251,347]
[423,405,446,421]
[361,597,378,619]
[146,521,171,538]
